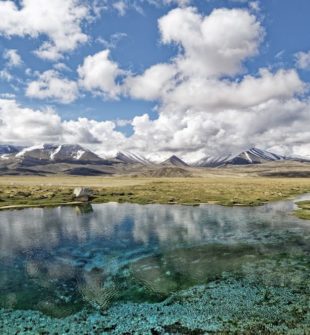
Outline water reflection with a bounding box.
[0,200,308,257]
[0,199,309,316]
[75,204,94,215]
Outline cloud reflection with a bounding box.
[0,200,308,259]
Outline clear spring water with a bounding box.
[0,197,309,334]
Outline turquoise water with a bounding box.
[0,197,309,334]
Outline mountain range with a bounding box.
[193,147,300,167]
[0,144,309,176]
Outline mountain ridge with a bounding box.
[193,147,309,167]
[115,151,152,165]
[161,155,189,167]
[0,144,309,176]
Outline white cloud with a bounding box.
[111,0,191,14]
[0,0,89,60]
[3,49,22,67]
[249,1,261,12]
[159,7,264,77]
[78,50,125,99]
[62,118,126,155]
[0,98,126,155]
[53,63,72,72]
[162,0,191,6]
[91,0,109,17]
[0,6,309,160]
[118,7,308,160]
[163,68,304,111]
[124,63,177,100]
[0,98,62,144]
[126,95,310,161]
[0,70,13,82]
[146,0,191,7]
[26,70,79,104]
[0,93,15,99]
[113,1,127,16]
[97,32,128,49]
[295,51,310,70]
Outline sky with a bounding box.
[0,0,310,161]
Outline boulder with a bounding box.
[73,187,93,202]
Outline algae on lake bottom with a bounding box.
[0,200,309,334]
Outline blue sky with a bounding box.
[0,0,309,160]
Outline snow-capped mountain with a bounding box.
[115,151,152,165]
[15,144,106,166]
[161,155,189,167]
[0,145,23,157]
[194,148,285,167]
[0,144,309,176]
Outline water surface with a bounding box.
[0,197,309,334]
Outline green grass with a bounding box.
[91,179,310,207]
[0,176,310,213]
[294,201,310,220]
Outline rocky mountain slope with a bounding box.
[0,144,309,176]
[161,155,189,167]
[115,151,152,165]
[15,144,107,166]
[0,145,24,157]
[194,148,294,167]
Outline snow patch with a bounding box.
[16,144,45,157]
[50,145,62,160]
[73,150,85,160]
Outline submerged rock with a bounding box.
[0,277,309,334]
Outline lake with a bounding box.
[0,197,309,334]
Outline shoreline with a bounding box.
[0,195,309,221]
[0,176,309,218]
[0,201,85,211]
[0,194,298,211]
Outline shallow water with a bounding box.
[0,197,309,334]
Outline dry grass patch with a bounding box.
[0,176,309,210]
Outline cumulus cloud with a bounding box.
[62,118,126,155]
[158,7,264,77]
[25,49,125,104]
[3,49,22,67]
[78,50,125,99]
[0,5,309,160]
[0,98,126,156]
[162,68,304,111]
[26,70,79,104]
[0,0,89,60]
[126,95,310,161]
[124,63,177,100]
[0,98,62,144]
[117,7,309,160]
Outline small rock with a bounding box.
[73,187,93,202]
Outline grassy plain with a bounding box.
[0,175,309,211]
